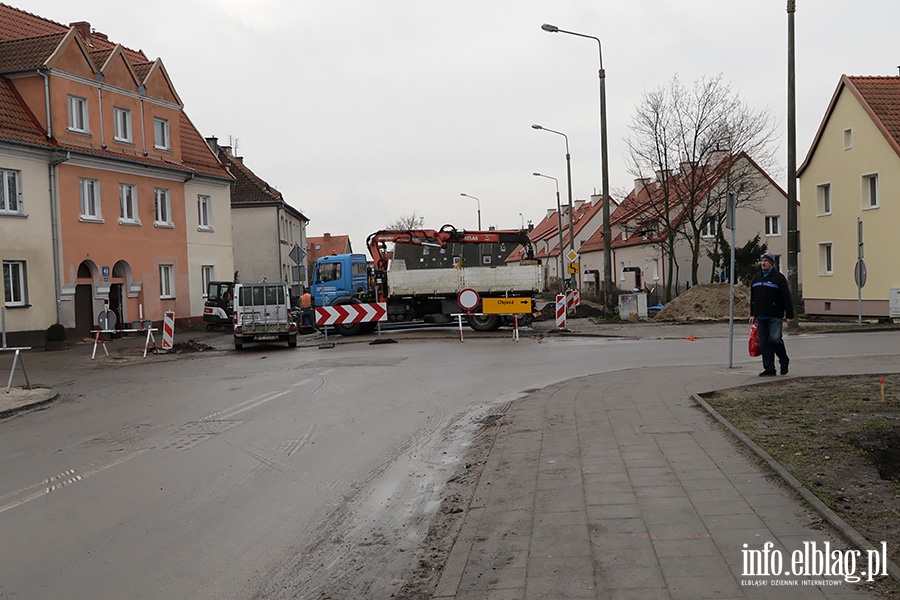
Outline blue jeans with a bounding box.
[757,316,788,372]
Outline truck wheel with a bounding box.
[234,337,243,350]
[288,334,297,348]
[332,298,368,336]
[467,314,502,332]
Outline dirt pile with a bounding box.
[654,283,750,321]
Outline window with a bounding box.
[701,215,718,238]
[765,215,781,236]
[159,264,174,298]
[113,107,132,142]
[201,266,214,297]
[619,261,626,281]
[153,118,170,150]
[154,188,172,226]
[843,129,852,150]
[818,243,833,276]
[651,258,660,281]
[817,183,831,215]
[197,195,212,229]
[119,183,139,224]
[1,168,22,214]
[863,174,879,209]
[3,260,26,306]
[68,95,89,132]
[79,178,101,220]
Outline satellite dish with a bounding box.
[98,309,117,331]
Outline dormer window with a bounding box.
[68,95,89,133]
[153,117,170,150]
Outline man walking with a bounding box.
[750,252,794,376]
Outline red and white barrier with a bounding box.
[162,311,175,351]
[556,294,567,330]
[565,289,581,315]
[316,302,387,326]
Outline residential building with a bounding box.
[208,139,309,301]
[798,75,900,317]
[0,5,233,343]
[507,197,604,291]
[580,153,790,301]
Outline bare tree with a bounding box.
[625,74,778,298]
[386,213,425,230]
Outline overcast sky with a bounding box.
[25,0,900,252]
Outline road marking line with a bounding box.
[0,449,146,514]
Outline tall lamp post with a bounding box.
[532,124,574,254]
[542,23,613,306]
[460,193,481,229]
[533,172,565,285]
[786,1,800,328]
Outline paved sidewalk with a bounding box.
[434,355,898,599]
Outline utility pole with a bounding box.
[786,0,800,327]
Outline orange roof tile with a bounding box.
[0,32,65,72]
[0,77,50,145]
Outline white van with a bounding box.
[232,281,297,350]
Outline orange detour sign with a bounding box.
[481,298,532,315]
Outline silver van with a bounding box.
[232,281,297,350]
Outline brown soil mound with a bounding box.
[654,283,750,321]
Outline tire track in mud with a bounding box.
[251,388,507,600]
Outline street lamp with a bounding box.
[533,172,566,285]
[519,212,525,229]
[532,124,574,255]
[460,193,481,229]
[542,22,613,305]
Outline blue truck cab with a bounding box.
[310,253,370,309]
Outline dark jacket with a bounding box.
[750,269,795,319]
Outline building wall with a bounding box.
[0,147,56,341]
[56,159,191,330]
[185,178,233,320]
[800,89,900,316]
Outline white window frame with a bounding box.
[1,168,22,214]
[843,128,853,150]
[119,183,140,224]
[619,261,626,281]
[816,183,831,216]
[765,215,781,236]
[197,194,213,230]
[701,215,718,238]
[201,266,214,297]
[113,107,132,142]
[154,188,172,227]
[67,95,89,133]
[159,264,174,298]
[651,258,660,281]
[153,118,170,150]
[3,260,27,306]
[818,242,833,276]
[862,173,879,209]
[79,178,102,221]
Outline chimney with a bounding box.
[93,31,109,42]
[574,199,586,210]
[591,193,603,207]
[546,209,556,219]
[323,233,331,240]
[707,149,729,166]
[680,161,696,176]
[205,136,220,153]
[633,178,650,192]
[655,169,671,182]
[70,21,92,42]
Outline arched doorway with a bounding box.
[74,261,96,338]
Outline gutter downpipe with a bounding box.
[49,152,71,324]
[276,205,284,283]
[39,69,52,138]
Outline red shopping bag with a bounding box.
[748,323,761,357]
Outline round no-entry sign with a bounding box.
[457,288,480,311]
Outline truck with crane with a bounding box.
[310,224,542,336]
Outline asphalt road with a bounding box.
[0,325,897,598]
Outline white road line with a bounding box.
[0,449,146,515]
